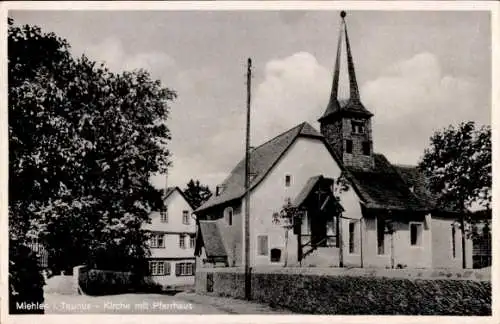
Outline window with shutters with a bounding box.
[179,234,185,249]
[175,262,195,276]
[257,235,268,256]
[150,234,165,248]
[149,261,170,276]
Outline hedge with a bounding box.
[79,269,162,296]
[196,270,491,315]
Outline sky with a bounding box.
[9,9,491,191]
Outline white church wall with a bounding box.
[248,136,365,267]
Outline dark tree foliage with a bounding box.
[183,179,213,209]
[8,18,176,273]
[419,121,491,268]
[9,240,45,314]
[419,121,491,215]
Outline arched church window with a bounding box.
[224,207,233,226]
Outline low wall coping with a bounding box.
[196,266,490,281]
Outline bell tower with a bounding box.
[319,11,374,170]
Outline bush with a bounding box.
[79,269,162,296]
[9,240,45,314]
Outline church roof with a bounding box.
[320,99,373,122]
[344,155,430,212]
[196,122,323,213]
[195,120,438,214]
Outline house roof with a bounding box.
[343,154,430,212]
[158,186,195,210]
[195,221,227,258]
[196,122,323,213]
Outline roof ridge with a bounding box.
[215,124,305,186]
[252,122,305,150]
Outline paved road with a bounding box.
[41,275,291,314]
[43,292,225,314]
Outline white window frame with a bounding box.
[348,220,360,255]
[177,262,194,276]
[182,210,190,225]
[160,207,168,223]
[409,221,424,248]
[149,261,170,276]
[257,235,269,256]
[189,235,196,249]
[150,233,165,248]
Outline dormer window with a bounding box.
[216,185,225,196]
[351,120,365,134]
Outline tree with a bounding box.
[272,199,300,267]
[419,121,491,268]
[8,18,175,273]
[9,239,45,314]
[183,179,212,209]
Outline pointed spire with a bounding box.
[319,11,372,122]
[344,15,360,101]
[329,16,344,103]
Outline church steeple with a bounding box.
[319,11,375,170]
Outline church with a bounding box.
[194,12,472,270]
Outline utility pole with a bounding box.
[244,58,252,300]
